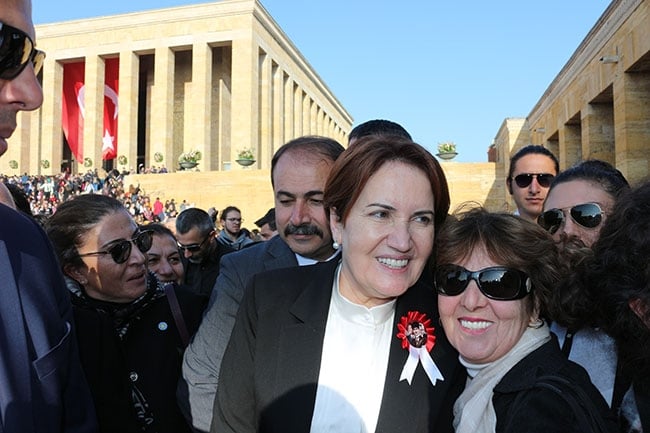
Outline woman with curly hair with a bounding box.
[435,207,615,432]
[585,180,650,432]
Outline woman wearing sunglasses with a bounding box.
[435,207,615,433]
[538,159,629,409]
[46,195,206,433]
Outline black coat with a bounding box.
[72,281,206,433]
[493,338,618,433]
[213,259,465,433]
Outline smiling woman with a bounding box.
[212,136,466,433]
[45,194,206,433]
[434,207,616,433]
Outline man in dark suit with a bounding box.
[0,2,97,430]
[179,136,345,432]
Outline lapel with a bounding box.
[375,281,459,433]
[262,236,299,271]
[0,239,33,409]
[269,260,338,432]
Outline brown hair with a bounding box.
[323,135,450,228]
[435,206,571,317]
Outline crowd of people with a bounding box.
[2,1,650,432]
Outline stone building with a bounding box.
[4,0,352,174]
[496,0,650,190]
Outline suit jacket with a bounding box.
[0,204,97,432]
[179,236,298,432]
[212,259,465,433]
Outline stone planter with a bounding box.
[436,152,458,160]
[236,158,256,167]
[179,161,198,170]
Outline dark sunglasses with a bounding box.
[0,21,46,80]
[177,232,212,253]
[512,173,555,188]
[537,202,603,235]
[78,230,153,264]
[434,264,532,301]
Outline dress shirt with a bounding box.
[311,265,396,433]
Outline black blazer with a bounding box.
[212,259,464,433]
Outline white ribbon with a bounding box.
[399,345,444,386]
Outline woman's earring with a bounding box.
[528,318,544,329]
[333,241,340,250]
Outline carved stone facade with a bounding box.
[5,0,352,174]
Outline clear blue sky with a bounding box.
[33,0,612,162]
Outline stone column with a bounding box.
[151,46,175,169]
[559,123,582,169]
[613,71,650,182]
[35,60,63,173]
[272,64,284,152]
[259,51,272,168]
[119,51,140,173]
[581,103,614,163]
[83,55,104,171]
[231,34,259,168]
[188,42,213,170]
[293,85,303,137]
[302,94,310,134]
[283,75,294,142]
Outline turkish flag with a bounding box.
[62,61,85,162]
[102,58,119,161]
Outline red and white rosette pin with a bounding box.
[396,311,444,386]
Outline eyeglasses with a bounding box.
[511,173,555,188]
[78,230,153,264]
[434,264,532,301]
[177,232,212,253]
[0,21,46,80]
[537,202,604,235]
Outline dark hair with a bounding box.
[435,206,572,318]
[270,136,345,187]
[548,159,629,198]
[324,135,450,230]
[220,206,241,222]
[176,207,214,236]
[142,222,176,240]
[507,145,560,181]
[45,194,126,268]
[348,119,412,144]
[584,181,650,384]
[4,182,32,216]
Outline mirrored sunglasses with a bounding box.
[0,21,46,80]
[434,264,532,301]
[78,230,153,264]
[512,173,555,188]
[537,202,604,235]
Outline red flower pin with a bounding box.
[396,311,436,353]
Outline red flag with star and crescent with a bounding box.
[102,58,119,161]
[62,61,85,162]
[62,59,119,162]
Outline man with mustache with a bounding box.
[179,136,345,432]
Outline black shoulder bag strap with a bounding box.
[164,283,190,348]
[534,375,612,433]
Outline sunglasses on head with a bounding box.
[537,202,604,235]
[434,264,532,301]
[177,232,212,253]
[78,230,153,264]
[512,173,555,188]
[0,21,46,80]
